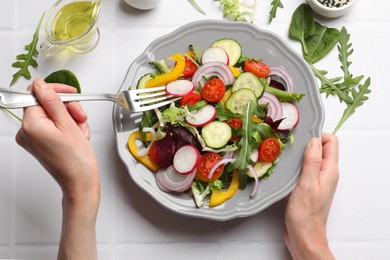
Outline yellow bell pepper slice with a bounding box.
[229,65,242,77]
[145,53,186,88]
[220,88,232,108]
[209,170,240,207]
[127,131,159,173]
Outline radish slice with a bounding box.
[186,104,216,127]
[173,145,200,174]
[258,92,283,121]
[201,46,229,65]
[207,158,236,179]
[166,80,195,96]
[192,61,235,88]
[278,102,300,132]
[156,166,196,193]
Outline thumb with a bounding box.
[299,137,323,185]
[32,78,72,124]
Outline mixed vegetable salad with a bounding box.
[127,38,304,208]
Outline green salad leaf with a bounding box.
[10,13,45,86]
[215,0,257,22]
[289,4,372,134]
[231,101,279,189]
[269,0,283,23]
[44,69,81,93]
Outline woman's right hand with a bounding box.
[15,78,100,200]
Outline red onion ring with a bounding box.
[192,61,235,88]
[207,158,236,179]
[248,165,259,198]
[268,66,294,93]
[258,92,283,121]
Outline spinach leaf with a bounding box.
[289,5,371,134]
[44,70,81,93]
[289,4,315,55]
[304,22,340,63]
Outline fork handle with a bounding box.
[0,88,116,109]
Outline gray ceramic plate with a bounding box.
[113,20,324,221]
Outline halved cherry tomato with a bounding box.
[244,59,271,78]
[224,118,243,142]
[258,138,281,162]
[196,152,225,182]
[180,92,202,106]
[225,118,243,128]
[183,56,197,78]
[201,78,225,103]
[148,141,158,164]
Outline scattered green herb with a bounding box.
[188,0,206,15]
[269,0,283,23]
[44,70,81,93]
[289,4,371,134]
[215,0,257,22]
[10,13,45,86]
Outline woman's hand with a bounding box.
[284,133,339,260]
[15,78,99,260]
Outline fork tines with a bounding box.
[130,86,180,110]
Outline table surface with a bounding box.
[1,0,389,259]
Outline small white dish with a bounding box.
[307,0,357,18]
[123,0,161,10]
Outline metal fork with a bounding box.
[0,86,180,112]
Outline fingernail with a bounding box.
[309,138,321,150]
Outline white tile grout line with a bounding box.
[10,137,17,258]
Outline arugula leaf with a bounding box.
[289,5,371,134]
[215,103,244,121]
[333,77,371,134]
[231,101,279,189]
[10,13,45,86]
[269,0,283,23]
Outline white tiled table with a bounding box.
[1,0,389,259]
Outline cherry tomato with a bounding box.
[224,118,243,142]
[148,141,158,164]
[244,59,271,78]
[225,118,243,128]
[183,56,197,78]
[201,78,225,103]
[258,138,281,162]
[196,152,225,182]
[180,92,202,106]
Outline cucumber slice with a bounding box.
[247,162,273,179]
[201,121,232,148]
[225,88,257,115]
[136,72,159,89]
[211,38,242,66]
[232,72,265,98]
